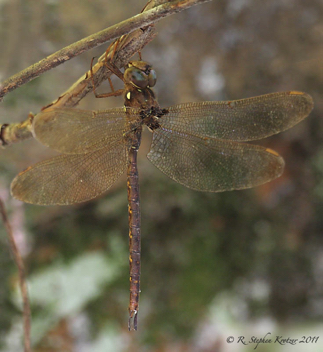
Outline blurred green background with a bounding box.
[0,0,322,351]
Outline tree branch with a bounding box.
[0,0,211,146]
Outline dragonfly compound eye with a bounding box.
[148,69,157,87]
[124,67,149,89]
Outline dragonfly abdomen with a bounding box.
[127,136,141,331]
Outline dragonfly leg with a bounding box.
[90,56,124,99]
[103,39,125,81]
[103,59,125,82]
[89,37,126,99]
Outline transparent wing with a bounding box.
[161,92,313,141]
[32,107,140,154]
[147,127,284,192]
[11,143,129,205]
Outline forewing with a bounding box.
[147,127,284,192]
[161,92,313,141]
[33,107,140,153]
[11,143,129,205]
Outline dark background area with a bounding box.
[0,0,322,351]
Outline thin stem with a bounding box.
[0,199,31,352]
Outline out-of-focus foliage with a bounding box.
[0,0,322,351]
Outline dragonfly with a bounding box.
[10,60,313,330]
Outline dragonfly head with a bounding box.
[124,61,157,89]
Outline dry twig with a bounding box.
[0,199,31,352]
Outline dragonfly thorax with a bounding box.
[123,62,161,113]
[122,61,168,131]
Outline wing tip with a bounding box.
[265,147,285,175]
[287,91,314,112]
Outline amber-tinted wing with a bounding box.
[11,142,129,205]
[161,92,313,141]
[147,128,284,192]
[32,107,140,154]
